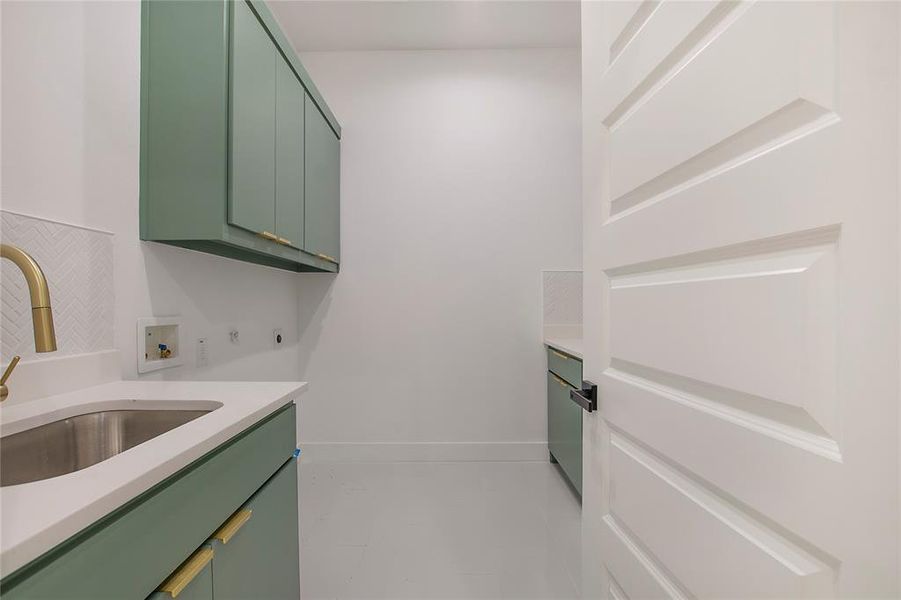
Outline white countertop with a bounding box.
[0,380,306,576]
[544,337,583,360]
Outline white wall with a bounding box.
[1,3,582,456]
[295,49,581,459]
[1,1,303,384]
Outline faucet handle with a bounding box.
[1,356,20,385]
[1,355,21,401]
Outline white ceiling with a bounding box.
[267,1,581,52]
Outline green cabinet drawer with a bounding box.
[547,372,582,495]
[210,459,300,600]
[547,346,582,389]
[1,404,296,600]
[147,545,213,600]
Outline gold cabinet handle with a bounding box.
[212,509,252,545]
[551,373,569,388]
[550,350,569,361]
[276,237,293,246]
[157,547,213,598]
[316,253,338,264]
[258,231,278,241]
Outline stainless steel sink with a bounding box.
[1,409,211,486]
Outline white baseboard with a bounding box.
[298,442,548,463]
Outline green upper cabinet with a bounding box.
[304,97,341,264]
[229,0,277,237]
[140,0,341,273]
[140,0,228,242]
[275,57,305,250]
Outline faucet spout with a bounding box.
[1,243,57,352]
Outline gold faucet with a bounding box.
[1,243,57,401]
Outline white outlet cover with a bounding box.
[196,337,209,367]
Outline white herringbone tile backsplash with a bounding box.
[1,211,114,362]
[542,270,582,325]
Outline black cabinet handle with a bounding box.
[570,380,598,412]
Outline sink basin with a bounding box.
[1,409,211,486]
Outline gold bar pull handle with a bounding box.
[316,253,338,264]
[550,350,569,361]
[276,237,293,246]
[212,509,252,545]
[157,546,213,598]
[552,373,569,388]
[258,231,278,241]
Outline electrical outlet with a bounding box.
[196,337,209,367]
[273,328,284,347]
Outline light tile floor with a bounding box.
[299,461,582,600]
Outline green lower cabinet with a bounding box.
[211,459,300,600]
[547,356,583,496]
[149,459,299,600]
[0,405,297,600]
[547,347,581,389]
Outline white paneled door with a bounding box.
[581,2,899,598]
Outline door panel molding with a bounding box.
[582,2,899,597]
[601,514,689,600]
[609,2,837,201]
[609,431,836,599]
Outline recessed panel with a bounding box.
[609,2,836,203]
[599,365,844,562]
[601,0,734,129]
[608,1,660,64]
[609,240,837,437]
[601,516,686,600]
[608,572,631,600]
[604,1,647,52]
[609,433,834,599]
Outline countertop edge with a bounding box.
[544,338,583,360]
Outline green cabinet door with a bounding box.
[140,0,228,241]
[275,56,305,250]
[548,372,582,495]
[211,459,300,600]
[229,0,276,236]
[303,95,340,264]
